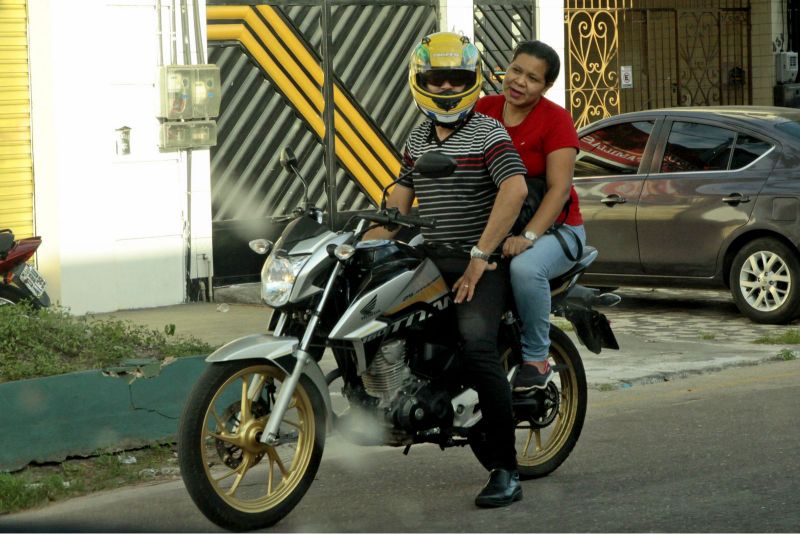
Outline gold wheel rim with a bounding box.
[508,339,579,467]
[200,365,315,513]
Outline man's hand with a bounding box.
[452,258,497,303]
[502,235,535,258]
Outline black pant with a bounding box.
[428,250,518,471]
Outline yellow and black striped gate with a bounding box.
[0,0,33,239]
[207,0,437,284]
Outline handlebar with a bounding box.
[360,208,436,229]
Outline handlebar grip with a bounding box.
[398,214,437,228]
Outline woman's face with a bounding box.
[503,52,551,107]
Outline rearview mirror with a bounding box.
[414,151,457,178]
[279,147,298,170]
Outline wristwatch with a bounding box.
[524,230,538,242]
[470,246,491,261]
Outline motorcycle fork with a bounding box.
[260,260,343,445]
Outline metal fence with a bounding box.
[207,1,437,284]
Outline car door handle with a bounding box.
[601,194,627,206]
[722,193,751,205]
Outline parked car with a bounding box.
[573,106,800,324]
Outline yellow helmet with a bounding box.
[409,32,483,126]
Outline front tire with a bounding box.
[178,360,325,531]
[730,237,800,324]
[469,325,587,479]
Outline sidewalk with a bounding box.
[96,285,800,388]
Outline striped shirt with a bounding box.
[398,112,526,253]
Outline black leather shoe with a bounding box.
[475,469,522,508]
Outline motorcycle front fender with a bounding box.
[205,334,332,422]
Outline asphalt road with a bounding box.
[3,358,798,533]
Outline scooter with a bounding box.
[0,229,50,307]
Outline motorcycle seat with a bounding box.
[549,246,598,294]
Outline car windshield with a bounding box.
[775,120,800,140]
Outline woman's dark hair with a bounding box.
[512,40,560,86]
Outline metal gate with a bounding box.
[207,1,437,285]
[565,0,751,128]
[473,0,536,95]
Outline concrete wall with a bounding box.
[28,0,212,315]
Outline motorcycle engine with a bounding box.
[362,339,454,433]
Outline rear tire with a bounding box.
[730,238,800,324]
[469,325,587,479]
[178,360,325,531]
[0,284,39,307]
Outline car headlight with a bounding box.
[260,254,310,307]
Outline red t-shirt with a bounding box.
[475,94,583,226]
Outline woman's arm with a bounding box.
[503,146,576,257]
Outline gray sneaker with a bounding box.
[513,362,553,392]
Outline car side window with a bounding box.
[660,122,735,173]
[730,134,772,169]
[575,121,654,177]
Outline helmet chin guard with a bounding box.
[409,32,483,127]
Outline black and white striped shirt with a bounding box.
[398,112,526,253]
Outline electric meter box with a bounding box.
[159,120,217,151]
[192,65,221,119]
[157,64,221,120]
[158,66,194,120]
[776,51,799,84]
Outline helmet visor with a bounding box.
[417,69,477,89]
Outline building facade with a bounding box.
[1,0,796,314]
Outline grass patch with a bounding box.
[598,383,617,391]
[0,443,178,515]
[699,332,716,340]
[776,348,797,361]
[753,329,800,345]
[0,303,214,382]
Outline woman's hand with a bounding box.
[502,235,534,258]
[453,258,497,303]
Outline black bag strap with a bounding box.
[547,224,583,262]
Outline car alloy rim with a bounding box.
[738,250,791,312]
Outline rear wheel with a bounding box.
[730,238,800,324]
[178,360,325,531]
[469,325,587,479]
[0,284,38,307]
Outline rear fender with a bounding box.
[206,334,332,421]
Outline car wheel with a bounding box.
[730,238,800,324]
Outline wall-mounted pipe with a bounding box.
[192,0,205,65]
[156,0,164,66]
[180,0,191,65]
[170,0,177,64]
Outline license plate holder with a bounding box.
[18,264,46,298]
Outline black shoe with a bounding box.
[475,469,522,508]
[513,362,553,392]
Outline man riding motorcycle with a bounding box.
[363,31,529,508]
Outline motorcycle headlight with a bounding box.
[260,254,310,307]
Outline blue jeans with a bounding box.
[509,224,586,362]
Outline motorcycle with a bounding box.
[178,148,620,531]
[0,229,50,308]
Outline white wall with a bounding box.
[439,0,474,40]
[537,0,567,108]
[29,0,212,314]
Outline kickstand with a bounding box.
[402,444,411,456]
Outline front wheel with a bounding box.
[469,325,587,479]
[178,360,325,531]
[730,237,800,324]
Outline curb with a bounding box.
[0,356,207,472]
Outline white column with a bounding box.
[537,0,567,108]
[439,0,474,41]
